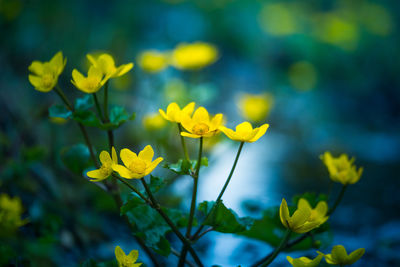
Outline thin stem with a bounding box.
[192,141,244,240]
[171,248,197,267]
[259,229,291,267]
[193,227,214,241]
[139,178,203,267]
[114,175,151,205]
[55,85,73,110]
[328,185,347,216]
[93,93,104,121]
[179,137,203,267]
[103,82,109,121]
[178,123,190,161]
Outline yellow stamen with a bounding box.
[129,158,146,174]
[192,123,209,135]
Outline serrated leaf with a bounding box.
[198,201,253,233]
[49,104,72,119]
[61,144,92,174]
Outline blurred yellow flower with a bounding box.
[49,117,68,125]
[115,246,142,267]
[219,121,269,143]
[71,66,107,93]
[320,152,363,185]
[288,61,317,91]
[87,147,118,182]
[143,113,167,131]
[259,3,298,36]
[237,93,274,122]
[180,107,223,138]
[287,254,323,267]
[113,145,163,179]
[87,53,133,79]
[171,42,218,70]
[0,194,28,236]
[28,51,66,92]
[137,50,168,73]
[159,102,195,123]
[280,198,329,234]
[319,245,365,265]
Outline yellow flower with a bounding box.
[319,245,365,265]
[87,147,118,182]
[287,254,323,267]
[137,50,168,73]
[113,145,163,179]
[171,42,218,70]
[279,198,329,234]
[28,51,67,92]
[87,53,134,79]
[320,152,363,185]
[180,107,223,138]
[237,93,274,122]
[219,121,269,142]
[159,102,195,123]
[71,66,107,93]
[115,246,142,267]
[0,194,28,236]
[143,113,167,131]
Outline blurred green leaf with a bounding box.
[49,104,72,119]
[22,145,46,162]
[191,157,208,169]
[75,95,94,110]
[148,175,166,194]
[164,159,191,175]
[198,200,253,233]
[73,109,102,128]
[61,144,92,174]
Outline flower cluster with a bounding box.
[320,152,363,185]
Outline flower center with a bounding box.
[83,76,100,91]
[41,74,54,88]
[192,123,209,135]
[100,164,111,176]
[129,158,147,174]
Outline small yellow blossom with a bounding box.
[237,93,274,122]
[137,50,168,73]
[280,198,329,234]
[87,53,134,79]
[71,66,107,93]
[0,194,28,236]
[171,42,218,70]
[113,145,163,179]
[219,122,269,143]
[87,147,118,182]
[318,245,365,265]
[320,152,363,185]
[180,107,223,138]
[143,113,167,131]
[287,254,323,267]
[159,102,195,123]
[28,51,66,92]
[115,246,142,267]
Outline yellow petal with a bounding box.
[86,54,97,66]
[297,198,312,211]
[346,248,365,265]
[236,121,253,134]
[87,169,109,180]
[192,107,210,124]
[166,102,180,121]
[113,164,134,179]
[115,246,126,263]
[180,114,195,133]
[120,148,137,167]
[28,75,41,88]
[331,245,348,263]
[219,126,239,141]
[181,132,201,138]
[279,198,290,228]
[99,151,112,165]
[111,147,118,165]
[314,201,328,216]
[145,157,163,176]
[138,145,154,163]
[158,109,170,121]
[72,69,85,86]
[28,61,44,75]
[88,66,103,79]
[113,63,134,77]
[248,123,269,142]
[182,102,195,116]
[322,253,336,264]
[286,256,294,266]
[210,113,223,130]
[127,249,139,262]
[290,205,311,229]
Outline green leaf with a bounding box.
[61,144,92,174]
[191,157,208,169]
[49,104,72,119]
[75,95,94,110]
[73,109,102,127]
[148,175,167,193]
[164,159,192,175]
[198,201,253,233]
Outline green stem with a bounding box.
[55,85,73,110]
[260,229,291,267]
[93,93,104,121]
[103,82,109,121]
[328,185,347,216]
[192,141,244,240]
[140,178,203,267]
[178,123,190,161]
[113,175,150,205]
[178,137,203,267]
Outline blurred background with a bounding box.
[1,0,399,266]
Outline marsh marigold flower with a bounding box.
[180,107,223,138]
[71,66,107,93]
[28,51,66,92]
[219,121,269,142]
[159,102,195,123]
[287,254,323,267]
[280,198,329,234]
[87,147,118,182]
[137,50,168,73]
[320,152,363,185]
[171,42,218,70]
[318,245,365,265]
[87,53,133,79]
[237,93,274,122]
[0,194,28,236]
[113,145,163,179]
[115,246,142,267]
